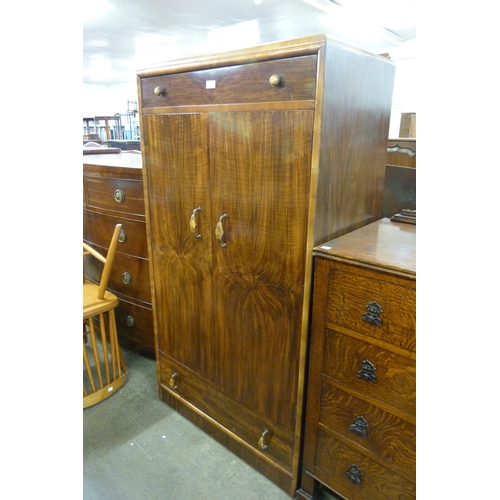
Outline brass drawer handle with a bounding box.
[349,416,369,438]
[215,213,228,248]
[357,359,377,383]
[362,300,383,326]
[169,372,178,390]
[154,86,164,96]
[190,207,202,239]
[122,272,133,285]
[345,464,362,486]
[118,229,127,243]
[125,315,135,327]
[258,429,270,450]
[114,189,125,203]
[269,74,281,87]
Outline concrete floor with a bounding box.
[83,345,339,500]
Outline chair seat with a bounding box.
[83,280,119,319]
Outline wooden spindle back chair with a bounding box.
[83,223,127,408]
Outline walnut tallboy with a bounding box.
[137,35,395,496]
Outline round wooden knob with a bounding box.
[269,74,281,87]
[154,87,163,96]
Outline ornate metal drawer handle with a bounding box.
[362,300,383,326]
[258,429,270,450]
[125,315,135,327]
[190,207,202,239]
[357,359,377,383]
[122,272,133,285]
[345,464,362,486]
[349,416,369,438]
[118,229,127,243]
[169,372,178,390]
[215,213,228,247]
[114,189,125,203]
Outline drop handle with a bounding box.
[190,207,202,239]
[362,300,383,326]
[349,416,369,438]
[258,429,270,450]
[357,359,377,383]
[215,214,228,247]
[345,464,362,486]
[169,372,178,390]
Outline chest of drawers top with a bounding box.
[313,218,416,277]
[83,153,143,176]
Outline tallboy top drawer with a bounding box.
[141,55,317,108]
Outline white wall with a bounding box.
[83,48,416,139]
[83,82,138,117]
[386,41,417,137]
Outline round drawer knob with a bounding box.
[114,189,125,203]
[122,272,133,285]
[154,86,163,96]
[269,74,281,87]
[118,229,127,243]
[125,315,135,327]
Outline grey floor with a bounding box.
[83,345,339,500]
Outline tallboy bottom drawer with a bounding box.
[158,353,294,472]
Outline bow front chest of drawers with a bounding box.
[83,153,155,355]
[297,218,416,500]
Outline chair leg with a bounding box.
[110,309,128,374]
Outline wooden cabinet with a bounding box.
[298,219,416,500]
[137,35,395,496]
[83,153,155,355]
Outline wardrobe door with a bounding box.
[209,110,314,430]
[142,113,216,381]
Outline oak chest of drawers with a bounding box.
[83,153,155,355]
[298,218,416,500]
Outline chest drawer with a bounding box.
[115,298,154,352]
[318,383,415,475]
[323,330,415,416]
[84,245,151,303]
[83,209,148,259]
[315,430,416,500]
[141,55,317,108]
[326,265,416,351]
[84,175,145,216]
[159,353,294,472]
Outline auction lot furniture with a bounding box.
[297,218,416,500]
[83,153,155,355]
[137,34,395,495]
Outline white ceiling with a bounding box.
[83,0,416,86]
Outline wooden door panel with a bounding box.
[209,110,314,430]
[142,114,216,381]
